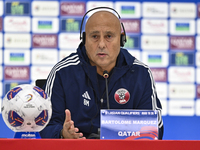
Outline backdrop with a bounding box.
[0,0,200,140]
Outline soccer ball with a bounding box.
[1,84,52,132]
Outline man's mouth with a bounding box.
[97,53,107,57]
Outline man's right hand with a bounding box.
[62,109,86,139]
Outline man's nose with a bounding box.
[98,36,106,49]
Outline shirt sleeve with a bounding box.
[137,67,164,139]
[40,71,66,138]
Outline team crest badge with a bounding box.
[114,88,130,104]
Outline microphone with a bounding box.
[103,70,110,109]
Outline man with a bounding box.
[40,9,164,139]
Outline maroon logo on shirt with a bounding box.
[114,88,130,104]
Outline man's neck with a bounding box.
[96,66,113,76]
[88,60,116,76]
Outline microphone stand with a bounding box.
[103,70,110,109]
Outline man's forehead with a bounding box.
[87,10,119,19]
[85,12,121,31]
[89,30,115,34]
[86,11,120,25]
[88,11,119,21]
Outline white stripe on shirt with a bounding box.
[45,54,80,98]
[133,59,163,128]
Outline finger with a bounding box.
[63,120,74,131]
[78,133,86,139]
[64,109,71,122]
[68,126,79,135]
[67,127,83,138]
[62,126,85,139]
[78,133,84,138]
[72,132,85,139]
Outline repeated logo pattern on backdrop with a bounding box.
[0,0,200,117]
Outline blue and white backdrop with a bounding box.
[0,0,200,140]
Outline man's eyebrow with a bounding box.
[89,31,115,35]
[105,31,115,34]
[89,31,100,35]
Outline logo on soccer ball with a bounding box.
[114,88,130,104]
[26,94,33,102]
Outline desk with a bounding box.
[0,139,200,150]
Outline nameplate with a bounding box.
[100,109,158,140]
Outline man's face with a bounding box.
[84,11,121,73]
